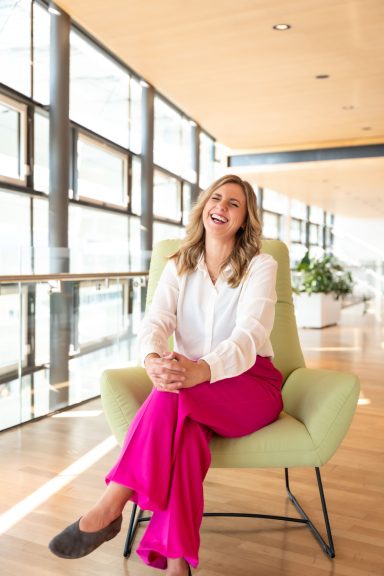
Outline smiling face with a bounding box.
[202,182,247,242]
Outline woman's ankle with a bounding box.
[166,557,189,576]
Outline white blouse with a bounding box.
[138,252,278,383]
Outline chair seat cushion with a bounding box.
[210,411,322,468]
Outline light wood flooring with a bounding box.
[0,303,383,576]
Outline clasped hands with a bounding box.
[144,351,211,393]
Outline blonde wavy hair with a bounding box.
[171,174,262,288]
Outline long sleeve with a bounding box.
[201,255,277,383]
[138,259,179,365]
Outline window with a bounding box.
[70,30,130,148]
[290,198,307,220]
[0,189,31,274]
[69,204,130,272]
[33,1,50,104]
[154,97,182,175]
[131,156,142,215]
[34,111,49,193]
[130,78,142,154]
[77,135,128,206]
[182,182,194,225]
[263,188,288,214]
[310,205,324,225]
[291,218,306,244]
[181,118,196,183]
[154,98,196,182]
[309,223,320,245]
[263,211,281,239]
[199,132,215,189]
[153,222,185,244]
[0,0,31,96]
[153,170,181,222]
[0,96,27,184]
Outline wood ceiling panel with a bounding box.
[54,0,384,217]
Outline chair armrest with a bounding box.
[100,366,152,445]
[282,367,360,464]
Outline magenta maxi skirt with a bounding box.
[105,356,283,570]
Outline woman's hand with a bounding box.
[161,352,211,388]
[144,353,186,393]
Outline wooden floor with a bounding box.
[0,303,383,576]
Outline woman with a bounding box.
[49,174,283,576]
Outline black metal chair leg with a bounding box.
[123,503,151,557]
[285,467,335,558]
[122,468,336,559]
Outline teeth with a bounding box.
[211,213,228,223]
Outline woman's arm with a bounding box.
[138,259,179,364]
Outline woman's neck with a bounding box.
[204,237,234,271]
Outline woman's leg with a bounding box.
[131,356,283,570]
[136,417,212,570]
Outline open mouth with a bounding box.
[210,213,228,224]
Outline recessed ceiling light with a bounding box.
[273,23,291,31]
[316,74,330,79]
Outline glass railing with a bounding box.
[0,270,148,431]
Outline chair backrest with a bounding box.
[146,238,305,382]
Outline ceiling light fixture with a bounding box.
[316,74,330,79]
[273,23,291,31]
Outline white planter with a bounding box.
[294,292,342,328]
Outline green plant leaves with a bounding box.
[295,252,354,299]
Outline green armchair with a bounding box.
[101,239,359,559]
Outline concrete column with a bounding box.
[48,7,71,410]
[140,84,155,271]
[49,7,70,272]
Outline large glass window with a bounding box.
[199,132,215,189]
[291,218,306,244]
[69,204,130,272]
[290,198,307,220]
[0,96,27,184]
[0,190,31,274]
[263,211,281,240]
[77,135,128,206]
[0,0,31,96]
[182,182,193,225]
[131,156,142,215]
[34,110,49,193]
[309,205,324,224]
[130,78,142,154]
[153,222,185,244]
[32,1,50,104]
[154,97,182,175]
[263,188,288,214]
[153,170,181,222]
[181,118,196,183]
[70,30,130,148]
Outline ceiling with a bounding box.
[54,0,384,218]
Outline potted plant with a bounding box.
[293,251,353,328]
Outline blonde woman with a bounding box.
[49,175,283,576]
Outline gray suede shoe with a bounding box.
[48,515,123,559]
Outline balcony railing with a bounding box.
[0,271,148,431]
